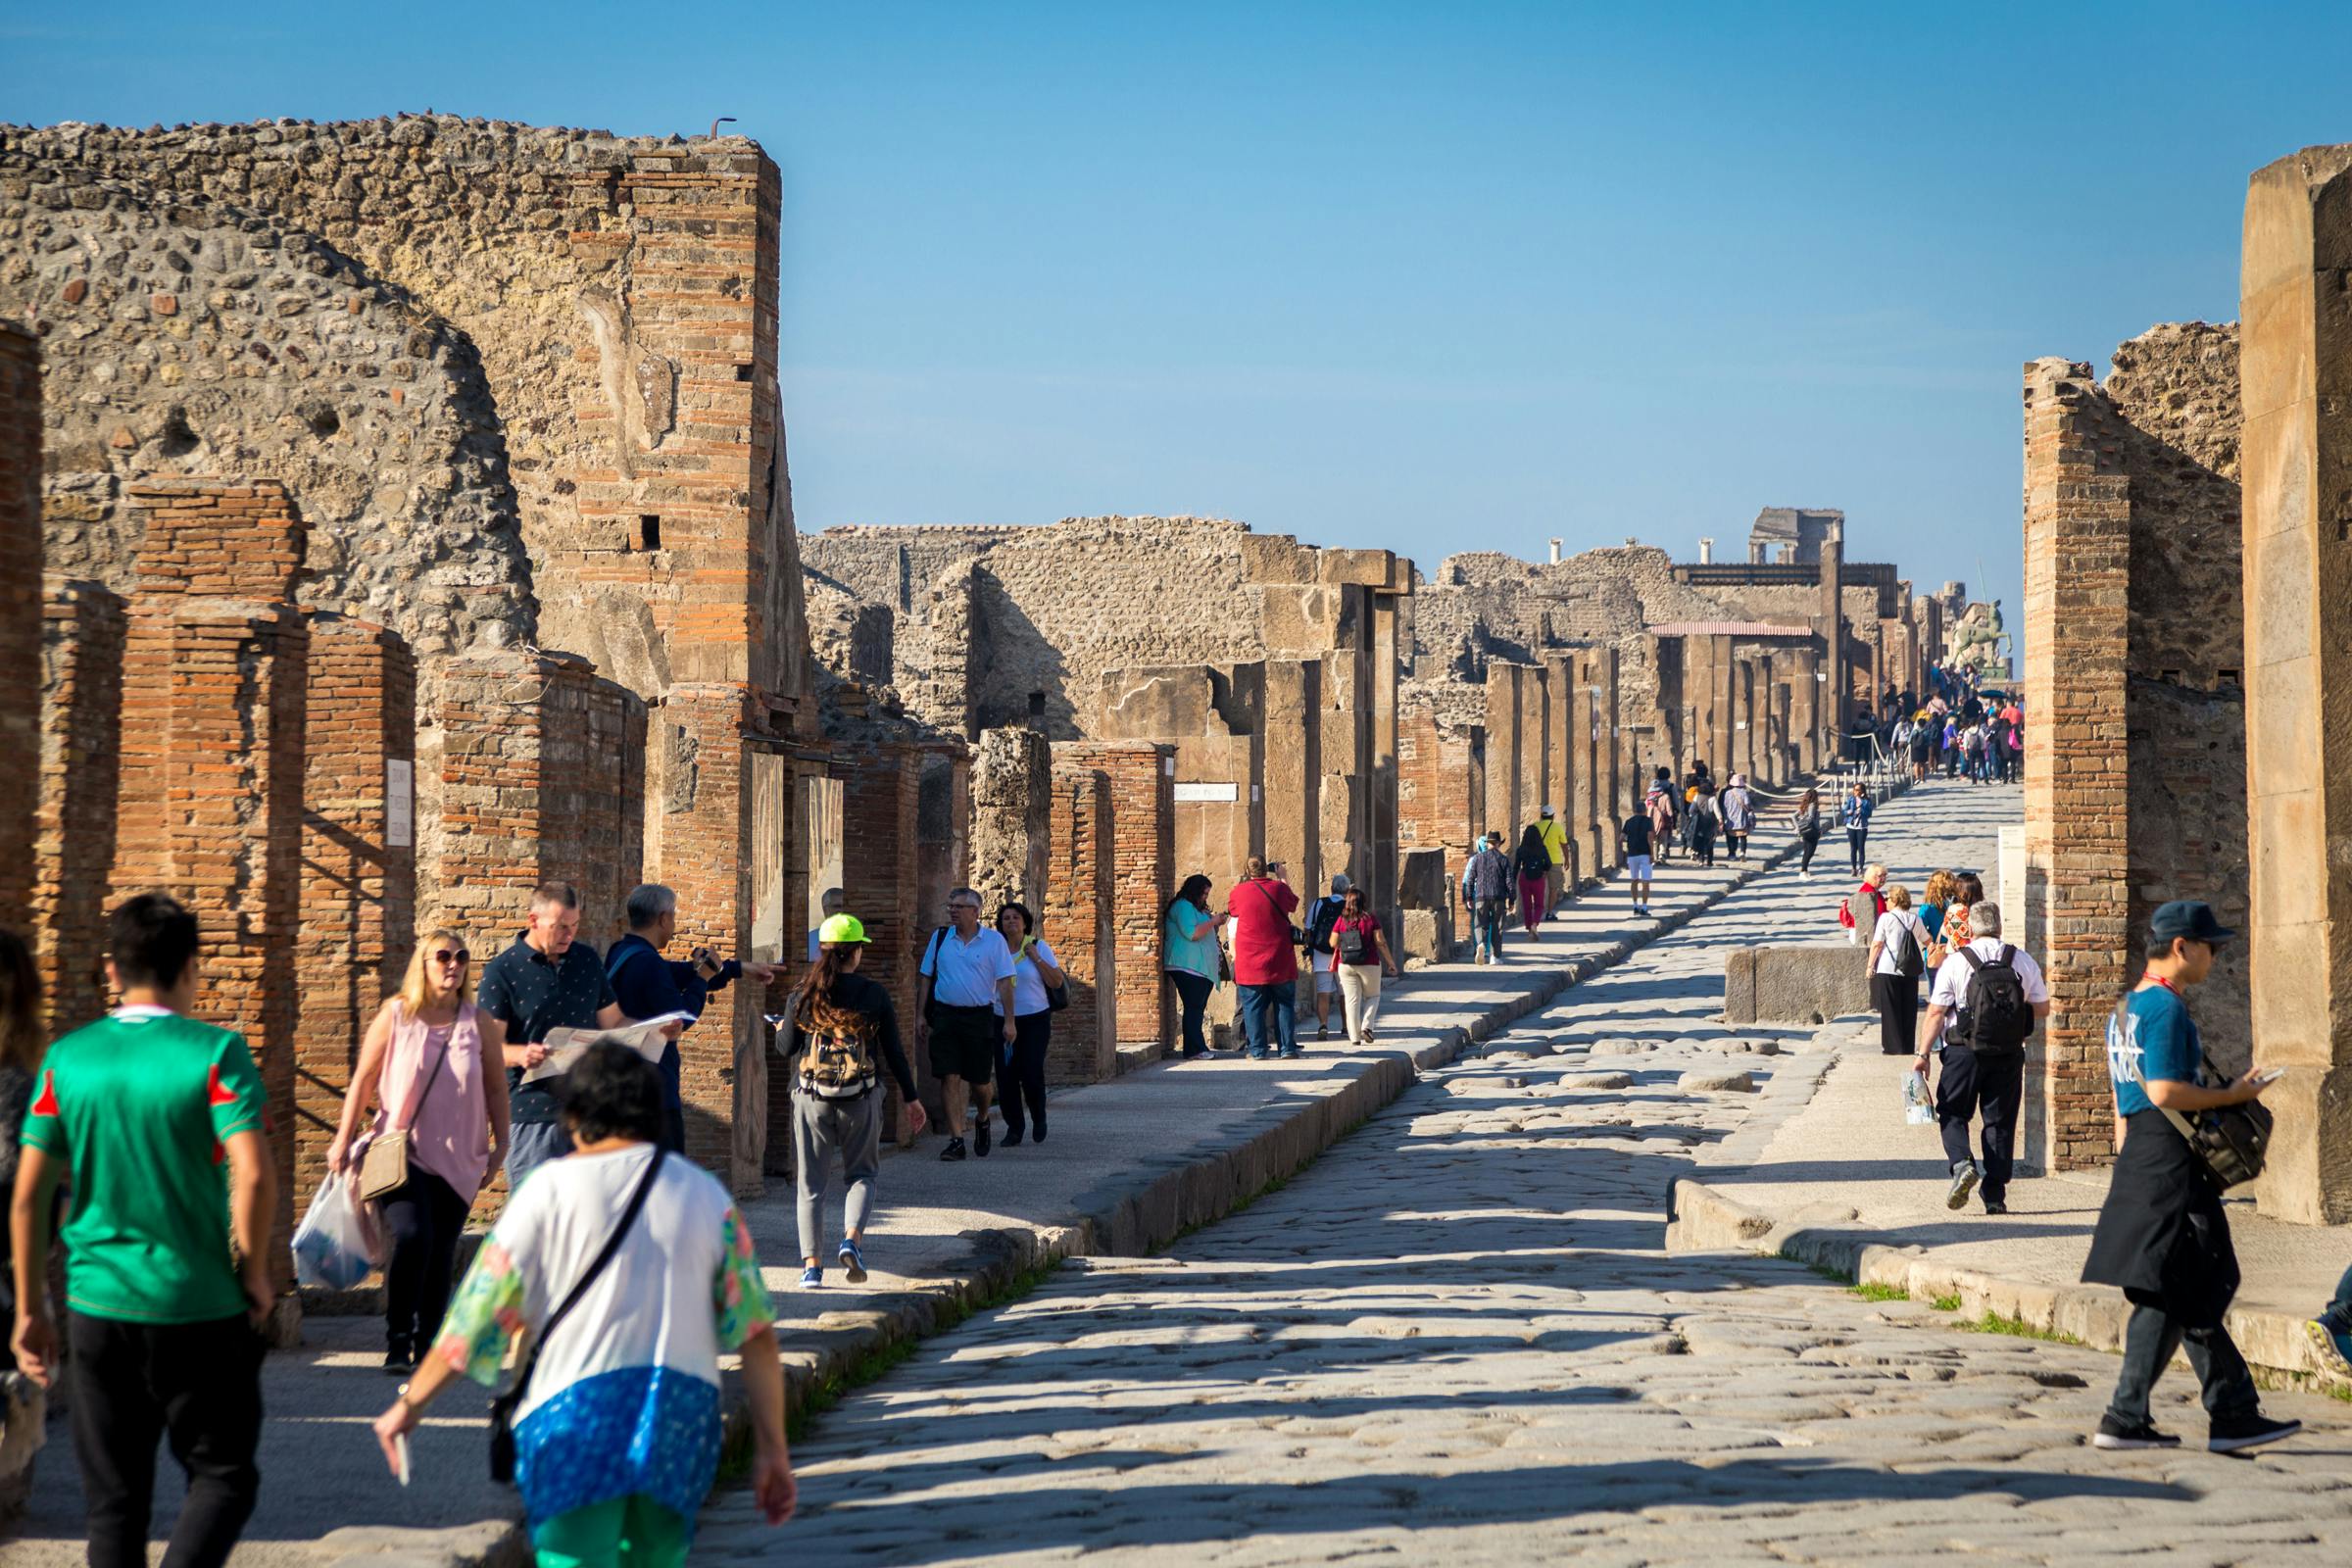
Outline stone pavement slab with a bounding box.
[4,783,1828,1566]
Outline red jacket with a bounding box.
[1226,877,1300,986]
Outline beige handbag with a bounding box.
[358,1029,448,1203]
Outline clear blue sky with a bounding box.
[10,2,2348,635]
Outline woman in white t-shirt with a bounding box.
[371,1043,795,1562]
[993,903,1065,1147]
[1867,883,1932,1056]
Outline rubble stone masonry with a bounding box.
[0,323,38,932]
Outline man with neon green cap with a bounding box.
[776,911,924,1289]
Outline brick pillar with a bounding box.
[1482,663,1524,840]
[1570,652,1604,877]
[1597,645,1625,870]
[2241,144,2352,1222]
[1045,762,1115,1082]
[1544,654,1579,884]
[1063,742,1175,1057]
[294,617,416,1209]
[649,681,766,1189]
[2023,360,2132,1174]
[433,650,645,940]
[1794,644,1823,775]
[35,579,124,1035]
[0,324,39,932]
[837,742,924,1131]
[1518,661,1547,841]
[107,482,311,1290]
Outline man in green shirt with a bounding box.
[10,893,275,1568]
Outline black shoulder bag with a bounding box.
[2110,996,2273,1191]
[487,1147,667,1483]
[1249,879,1306,948]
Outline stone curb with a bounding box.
[1663,1173,2352,1400]
[303,771,1877,1567]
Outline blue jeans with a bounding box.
[506,1120,571,1194]
[1474,900,1505,961]
[2323,1263,2352,1334]
[1237,982,1298,1058]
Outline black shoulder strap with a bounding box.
[512,1148,666,1401]
[1960,946,1985,973]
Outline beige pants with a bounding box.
[1544,862,1565,911]
[1338,964,1385,1042]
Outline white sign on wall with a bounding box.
[385,760,414,849]
[1174,782,1240,803]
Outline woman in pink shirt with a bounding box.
[328,928,513,1374]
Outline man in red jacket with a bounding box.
[1225,857,1301,1060]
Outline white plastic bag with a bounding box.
[291,1174,374,1291]
[1902,1068,1936,1126]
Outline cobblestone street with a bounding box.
[696,784,2352,1565]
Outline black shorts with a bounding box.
[928,1003,1001,1082]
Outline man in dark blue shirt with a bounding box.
[606,882,776,1154]
[475,880,629,1193]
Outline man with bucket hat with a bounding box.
[2082,900,2299,1453]
[777,912,925,1289]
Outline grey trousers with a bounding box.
[505,1120,571,1195]
[793,1091,882,1262]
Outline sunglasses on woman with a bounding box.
[430,950,470,965]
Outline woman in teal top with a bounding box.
[1163,874,1222,1058]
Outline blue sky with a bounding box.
[9,2,2348,632]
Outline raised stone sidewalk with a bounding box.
[5,787,1842,1567]
[1667,1016,2352,1397]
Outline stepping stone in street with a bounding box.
[1677,1069,1758,1093]
[1561,1072,1634,1090]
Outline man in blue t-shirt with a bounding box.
[2082,900,2297,1455]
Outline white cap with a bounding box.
[1540,804,1555,815]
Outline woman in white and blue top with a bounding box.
[992,903,1064,1146]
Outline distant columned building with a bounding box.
[1747,507,1844,564]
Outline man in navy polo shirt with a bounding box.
[475,880,633,1192]
[606,882,775,1154]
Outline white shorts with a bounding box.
[1627,855,1654,880]
[1313,963,1340,995]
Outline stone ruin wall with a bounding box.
[5,116,836,1217]
[2022,320,2249,1175]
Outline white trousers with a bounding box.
[1338,964,1385,1042]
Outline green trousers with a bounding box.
[530,1494,689,1568]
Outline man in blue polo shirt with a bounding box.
[475,880,634,1192]
[2082,900,2296,1455]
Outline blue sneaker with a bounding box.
[837,1240,868,1285]
[798,1264,822,1289]
[2307,1318,2352,1378]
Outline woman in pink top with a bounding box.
[328,928,512,1374]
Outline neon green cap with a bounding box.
[817,912,869,945]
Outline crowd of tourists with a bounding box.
[1855,663,2025,784]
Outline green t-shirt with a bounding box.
[21,1008,268,1324]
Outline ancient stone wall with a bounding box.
[2022,329,2249,1172]
[0,323,39,932]
[970,727,1053,915]
[1044,761,1116,1082]
[34,578,122,1034]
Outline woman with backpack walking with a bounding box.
[371,1043,798,1561]
[1867,884,1932,1056]
[1689,785,1720,867]
[992,902,1063,1146]
[1512,825,1552,933]
[1719,774,1755,860]
[779,912,925,1288]
[1791,787,1822,879]
[1330,886,1401,1045]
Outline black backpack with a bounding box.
[1955,945,2033,1055]
[1892,917,1924,981]
[1307,897,1343,956]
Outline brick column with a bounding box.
[0,324,39,933]
[1570,652,1605,877]
[1062,742,1175,1057]
[1045,761,1115,1083]
[1819,532,1846,746]
[1597,646,1625,870]
[2023,360,2132,1173]
[837,742,924,1129]
[294,617,416,1207]
[1482,663,1524,840]
[1793,644,1823,775]
[35,579,124,1035]
[2241,144,2352,1222]
[1544,654,1579,884]
[1518,661,1547,840]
